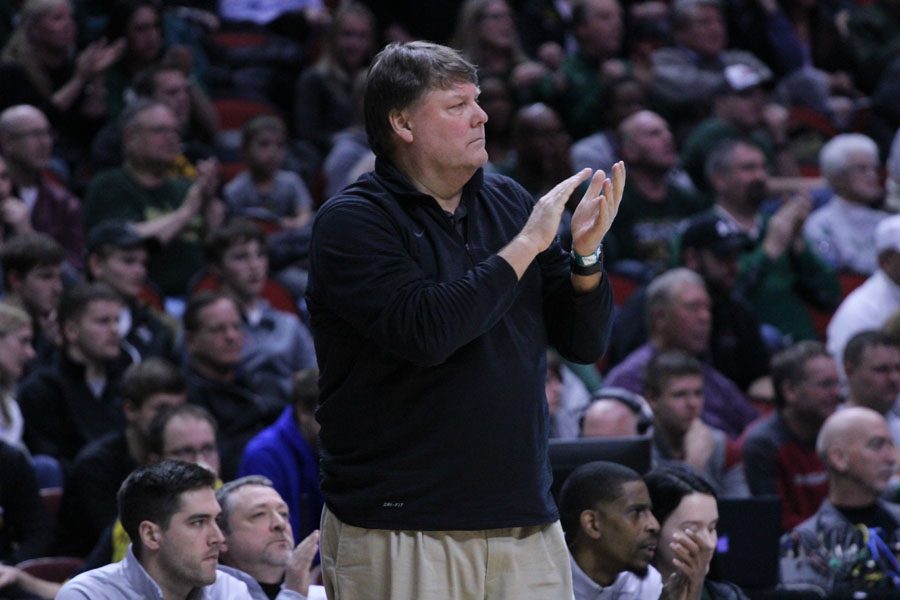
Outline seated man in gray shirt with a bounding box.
[57,460,252,599]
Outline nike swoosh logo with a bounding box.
[413,230,424,238]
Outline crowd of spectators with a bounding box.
[1,0,900,597]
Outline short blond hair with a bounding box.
[0,302,31,336]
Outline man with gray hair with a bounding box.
[216,475,320,600]
[804,133,889,275]
[307,40,624,599]
[604,267,757,438]
[83,99,223,298]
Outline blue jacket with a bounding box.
[238,406,323,539]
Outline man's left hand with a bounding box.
[570,161,626,256]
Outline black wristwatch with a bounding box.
[570,244,603,276]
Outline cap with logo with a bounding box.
[681,213,753,254]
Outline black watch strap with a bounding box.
[570,245,603,276]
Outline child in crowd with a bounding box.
[223,115,314,230]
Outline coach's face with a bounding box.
[392,81,489,177]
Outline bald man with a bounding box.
[581,399,640,438]
[580,388,652,438]
[604,110,704,273]
[781,407,900,593]
[0,105,84,269]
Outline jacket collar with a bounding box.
[373,157,485,209]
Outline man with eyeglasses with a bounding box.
[743,341,841,531]
[83,99,224,298]
[604,268,758,439]
[147,403,222,478]
[182,292,283,481]
[71,403,224,571]
[0,104,85,270]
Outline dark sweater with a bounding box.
[18,351,128,466]
[56,431,138,557]
[306,158,613,530]
[0,441,52,563]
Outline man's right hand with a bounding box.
[283,530,320,596]
[520,169,594,253]
[498,169,594,279]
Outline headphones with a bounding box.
[581,386,654,435]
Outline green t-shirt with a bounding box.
[606,181,708,272]
[84,168,205,297]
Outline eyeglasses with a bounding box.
[166,443,218,461]
[140,125,181,137]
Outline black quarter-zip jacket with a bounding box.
[306,158,613,530]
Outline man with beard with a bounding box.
[559,460,709,599]
[57,460,251,599]
[704,139,839,342]
[604,110,705,276]
[216,476,320,600]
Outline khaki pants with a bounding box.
[320,507,574,600]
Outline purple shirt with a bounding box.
[604,343,758,438]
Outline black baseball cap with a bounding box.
[87,219,156,254]
[681,213,752,254]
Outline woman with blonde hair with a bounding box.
[0,0,123,173]
[2,0,123,109]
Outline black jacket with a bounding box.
[18,351,128,466]
[0,441,51,564]
[306,159,613,530]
